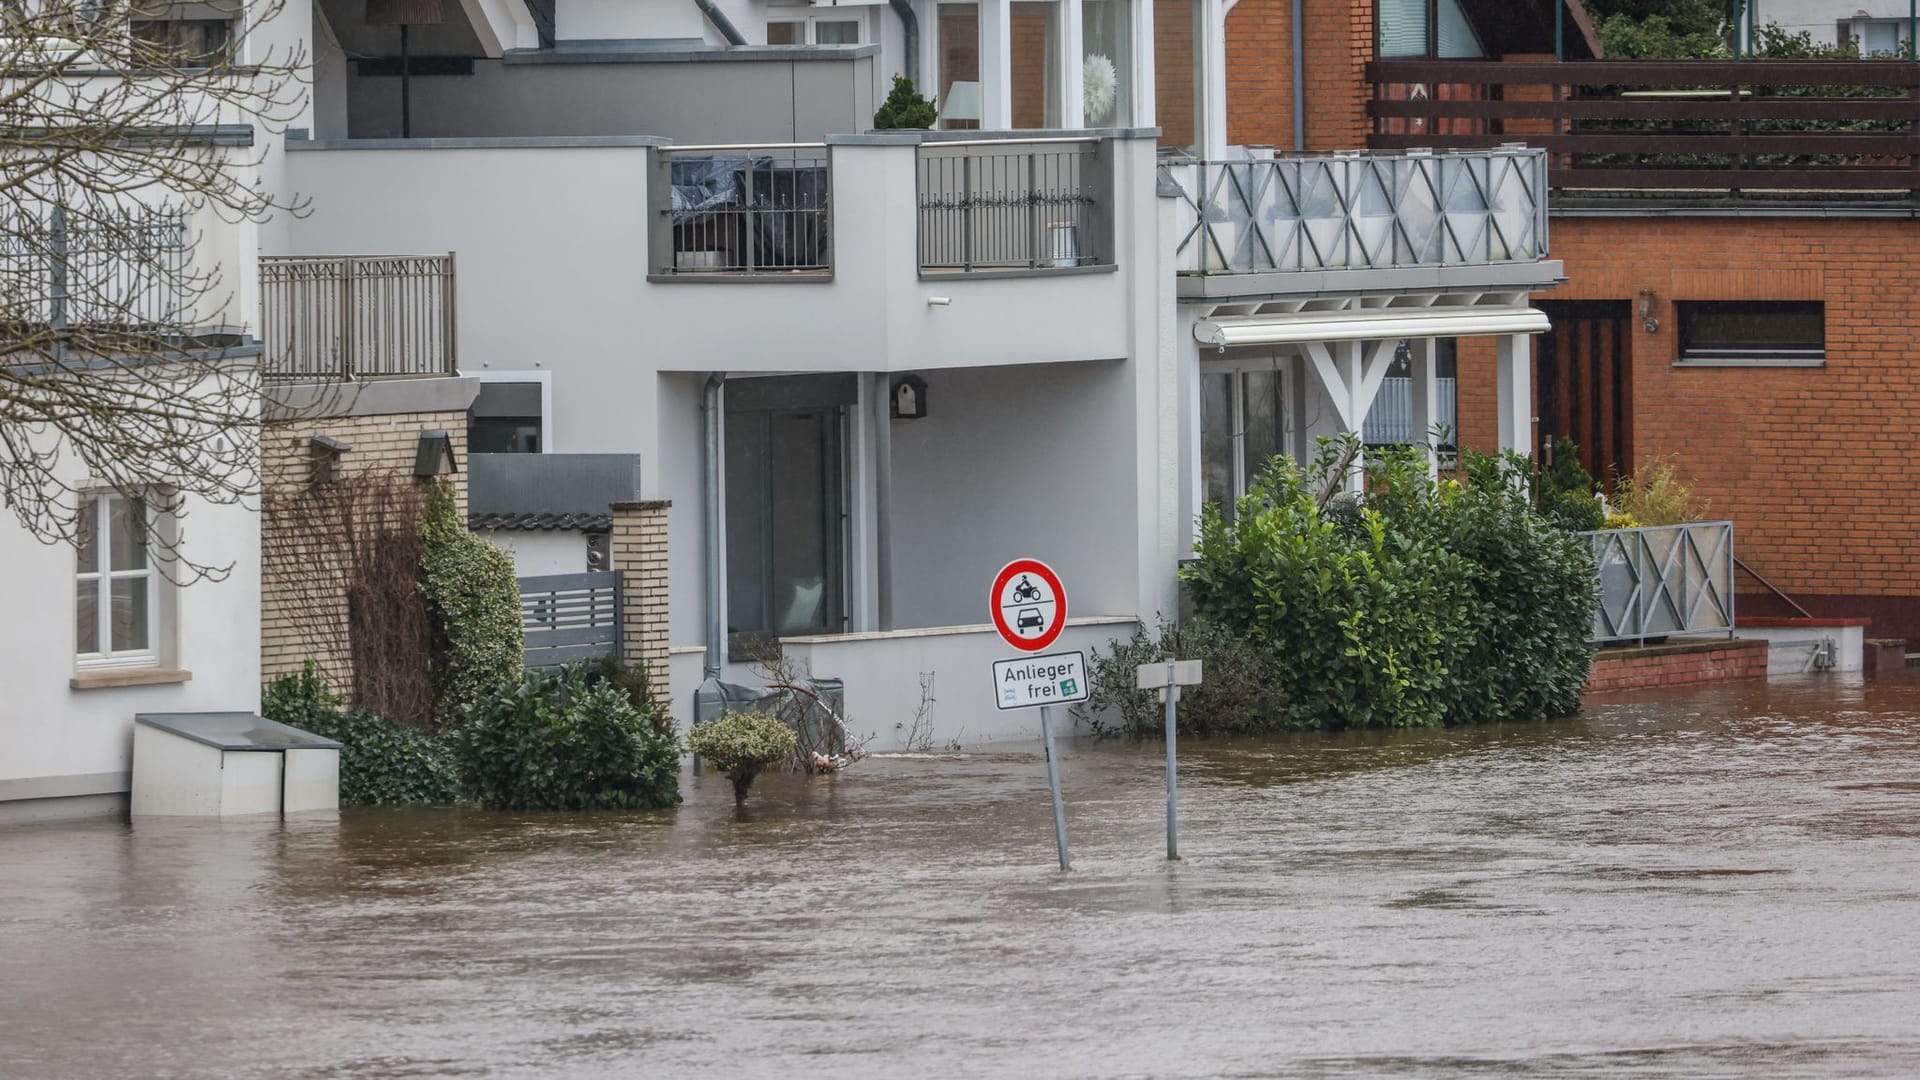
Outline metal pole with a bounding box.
[1163,663,1180,861]
[1555,0,1563,62]
[1039,705,1071,871]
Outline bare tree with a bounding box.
[1,0,307,579]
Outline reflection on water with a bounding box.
[5,674,1920,1077]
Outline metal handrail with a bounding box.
[259,253,456,380]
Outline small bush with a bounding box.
[1612,455,1708,526]
[457,664,681,811]
[872,74,936,130]
[1528,436,1606,532]
[686,711,798,804]
[421,481,524,729]
[1079,618,1289,738]
[261,664,461,806]
[591,655,674,738]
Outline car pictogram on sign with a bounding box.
[991,558,1067,653]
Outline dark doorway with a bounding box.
[1537,300,1632,485]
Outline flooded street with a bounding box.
[5,675,1920,1078]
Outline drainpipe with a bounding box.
[889,0,920,86]
[693,0,747,46]
[1290,0,1304,150]
[702,374,725,680]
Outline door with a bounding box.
[1536,301,1632,484]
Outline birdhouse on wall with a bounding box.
[891,374,929,420]
[308,435,350,486]
[413,429,458,478]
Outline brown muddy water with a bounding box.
[5,674,1920,1079]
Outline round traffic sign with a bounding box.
[991,558,1067,652]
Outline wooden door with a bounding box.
[1537,301,1633,484]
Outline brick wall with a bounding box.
[260,408,469,689]
[1585,638,1769,695]
[1222,0,1373,152]
[611,501,672,714]
[1156,0,1196,147]
[1451,214,1920,633]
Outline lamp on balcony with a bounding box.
[366,0,448,138]
[940,81,982,130]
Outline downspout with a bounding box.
[702,374,725,681]
[693,0,748,46]
[1290,0,1304,150]
[889,0,920,86]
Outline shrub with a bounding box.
[1529,436,1606,532]
[872,74,936,130]
[1611,455,1708,526]
[591,654,674,738]
[1078,618,1289,738]
[686,711,798,804]
[420,481,524,728]
[261,664,461,806]
[457,664,681,811]
[1181,438,1596,730]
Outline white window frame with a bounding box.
[74,491,160,671]
[1200,352,1297,506]
[768,13,863,44]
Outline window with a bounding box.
[1363,339,1458,450]
[1838,18,1911,55]
[1201,359,1292,524]
[767,15,861,45]
[1676,301,1825,365]
[1081,0,1133,126]
[1377,0,1484,58]
[1010,0,1061,128]
[937,2,981,130]
[131,18,235,63]
[469,382,542,453]
[75,492,158,669]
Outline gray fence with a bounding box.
[259,254,457,380]
[917,138,1113,272]
[652,145,832,275]
[519,571,622,668]
[1581,521,1735,645]
[0,208,189,329]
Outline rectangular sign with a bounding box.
[1136,659,1205,690]
[992,651,1089,711]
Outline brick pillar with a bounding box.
[611,500,672,713]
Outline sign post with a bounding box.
[1137,658,1204,861]
[990,558,1080,872]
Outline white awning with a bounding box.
[1194,305,1551,349]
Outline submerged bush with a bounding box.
[261,663,462,806]
[1079,618,1290,738]
[1180,438,1596,730]
[686,711,798,804]
[457,664,682,811]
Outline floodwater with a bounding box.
[5,677,1920,1078]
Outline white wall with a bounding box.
[0,493,261,805]
[1762,1,1914,46]
[483,530,589,576]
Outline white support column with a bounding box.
[1062,0,1086,128]
[1410,336,1439,478]
[1197,0,1229,156]
[981,0,1014,130]
[1133,0,1156,128]
[1496,332,1534,457]
[1340,340,1365,492]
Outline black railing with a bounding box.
[0,208,190,332]
[653,146,832,274]
[917,139,1112,272]
[259,254,456,380]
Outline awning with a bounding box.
[1194,305,1550,349]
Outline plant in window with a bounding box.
[873,74,937,130]
[1083,53,1118,124]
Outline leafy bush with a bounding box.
[686,711,798,804]
[261,663,461,806]
[1078,618,1289,738]
[457,664,682,811]
[1530,437,1606,532]
[591,654,674,738]
[1181,437,1596,730]
[1611,455,1708,527]
[873,74,937,130]
[421,481,524,729]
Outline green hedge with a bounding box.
[1179,441,1596,731]
[1079,619,1290,737]
[456,665,682,811]
[262,663,462,805]
[421,481,524,729]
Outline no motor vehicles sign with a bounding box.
[991,558,1067,653]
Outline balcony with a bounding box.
[916,139,1114,274]
[1158,148,1550,286]
[1368,59,1920,198]
[259,254,456,380]
[649,146,832,277]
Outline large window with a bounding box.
[1201,359,1291,524]
[1377,0,1484,58]
[1081,0,1133,126]
[767,14,862,44]
[1677,301,1825,365]
[1010,0,1062,129]
[725,376,850,646]
[75,492,158,669]
[469,381,543,453]
[937,2,982,129]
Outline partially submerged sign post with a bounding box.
[1137,659,1204,860]
[990,558,1080,872]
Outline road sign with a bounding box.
[991,558,1067,653]
[992,651,1089,711]
[1136,659,1205,690]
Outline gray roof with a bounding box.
[468,453,642,532]
[136,712,342,752]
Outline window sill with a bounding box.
[1673,357,1826,368]
[71,668,193,691]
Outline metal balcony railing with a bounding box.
[0,208,190,334]
[259,254,456,380]
[1581,521,1736,646]
[917,139,1114,272]
[1369,59,1920,195]
[652,145,832,275]
[1159,147,1549,276]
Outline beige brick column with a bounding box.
[611,500,672,712]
